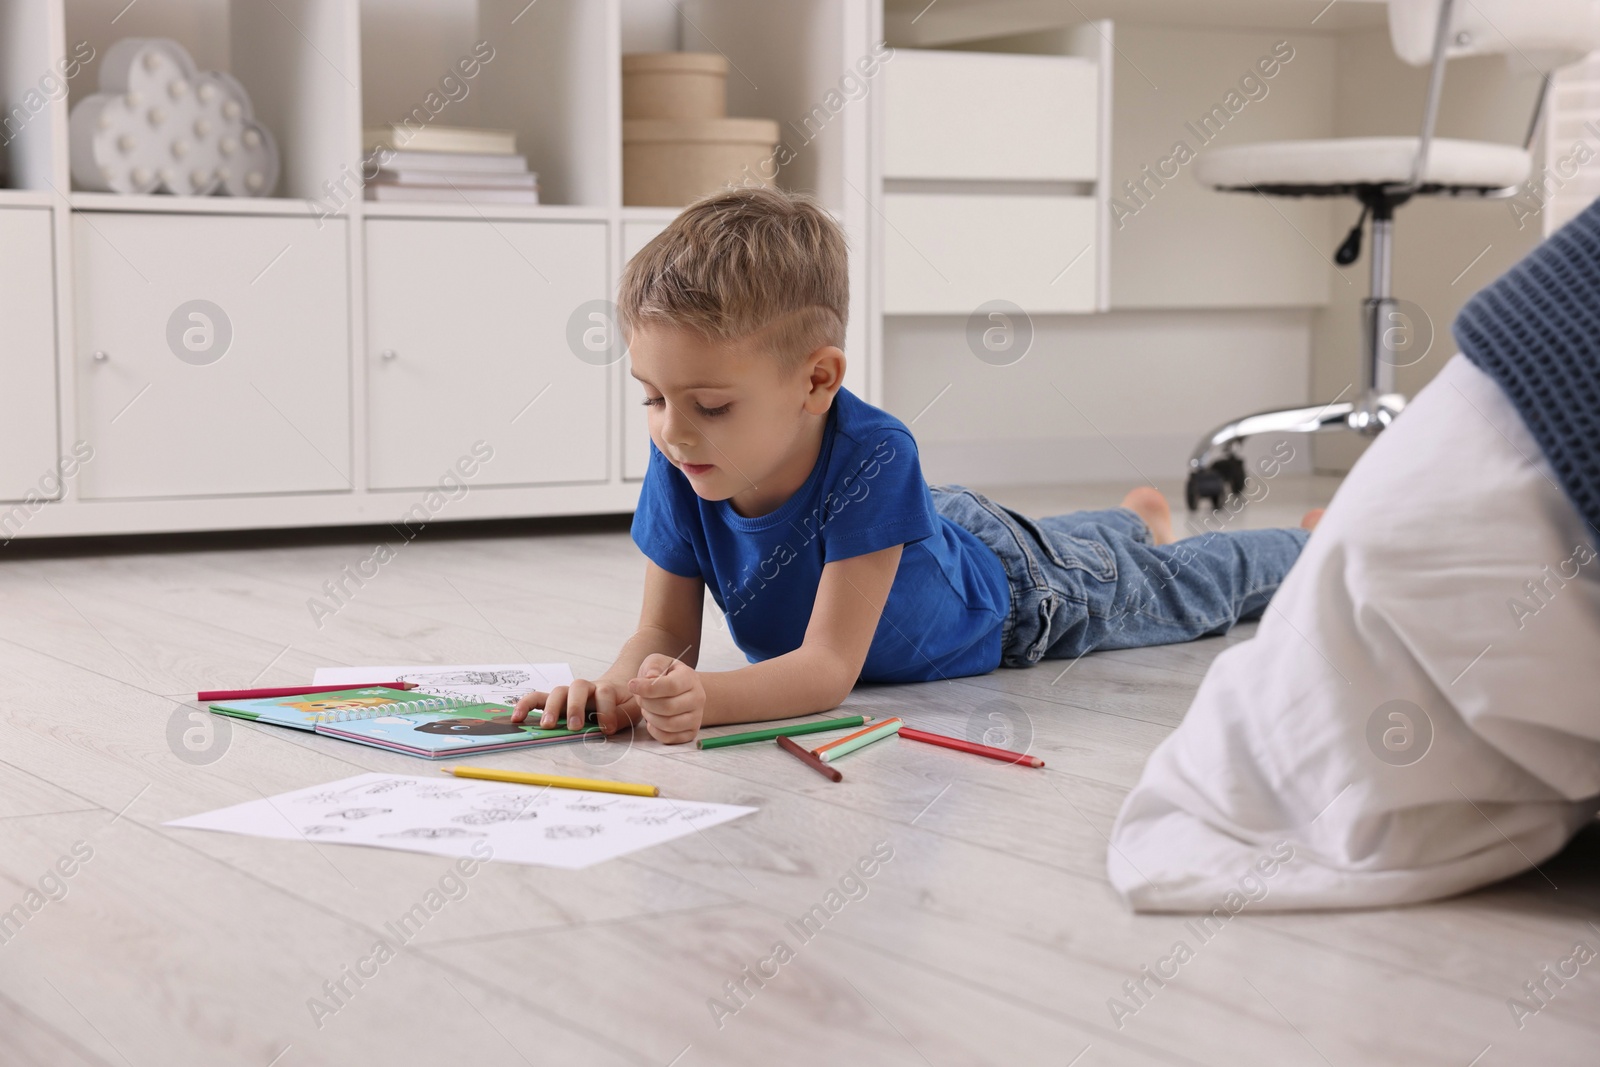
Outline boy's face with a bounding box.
[629,324,843,516]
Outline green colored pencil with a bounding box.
[696,715,870,750]
[816,718,902,763]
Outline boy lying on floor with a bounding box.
[513,187,1319,744]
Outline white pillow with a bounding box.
[1109,355,1600,910]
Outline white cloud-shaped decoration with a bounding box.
[69,38,280,197]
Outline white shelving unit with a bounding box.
[0,0,879,538]
[879,29,1114,316]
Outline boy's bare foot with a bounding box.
[1301,508,1325,531]
[1122,486,1175,545]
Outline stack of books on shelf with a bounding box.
[363,124,539,204]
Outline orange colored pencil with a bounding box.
[811,717,903,758]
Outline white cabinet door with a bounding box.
[0,208,60,502]
[366,219,609,490]
[74,213,351,499]
[621,219,672,482]
[884,193,1098,314]
[885,51,1099,181]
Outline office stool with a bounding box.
[1182,0,1599,510]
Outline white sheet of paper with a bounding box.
[312,663,573,707]
[165,773,756,870]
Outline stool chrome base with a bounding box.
[1183,188,1416,511]
[1184,390,1405,511]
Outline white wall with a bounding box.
[883,308,1313,485]
[361,1,484,130]
[620,0,679,53]
[881,21,1337,486]
[1108,24,1336,308]
[64,0,230,106]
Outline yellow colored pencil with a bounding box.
[445,765,659,798]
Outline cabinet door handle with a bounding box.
[92,350,109,362]
[380,349,397,361]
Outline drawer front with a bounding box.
[885,51,1098,181]
[884,193,1098,314]
[74,213,351,499]
[366,219,609,490]
[0,208,60,503]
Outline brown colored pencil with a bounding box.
[776,735,842,782]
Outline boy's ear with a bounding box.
[802,346,846,414]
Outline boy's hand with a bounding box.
[627,654,706,745]
[511,679,639,734]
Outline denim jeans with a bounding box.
[931,485,1311,667]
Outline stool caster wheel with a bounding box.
[1214,454,1247,495]
[1186,467,1228,512]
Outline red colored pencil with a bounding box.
[776,735,842,782]
[898,726,1044,768]
[197,682,417,702]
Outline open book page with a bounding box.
[166,773,756,869]
[313,663,574,707]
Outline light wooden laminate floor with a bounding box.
[1,480,1596,1067]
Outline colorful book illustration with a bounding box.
[312,664,571,708]
[316,704,599,759]
[209,687,461,730]
[208,686,598,759]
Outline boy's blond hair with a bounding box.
[618,186,848,366]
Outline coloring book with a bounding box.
[208,687,598,758]
[313,663,572,708]
[166,772,757,868]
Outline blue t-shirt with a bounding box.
[630,387,1010,682]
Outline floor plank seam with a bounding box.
[0,987,117,1067]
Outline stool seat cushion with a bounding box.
[1194,136,1531,190]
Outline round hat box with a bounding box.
[623,117,781,207]
[622,53,728,120]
